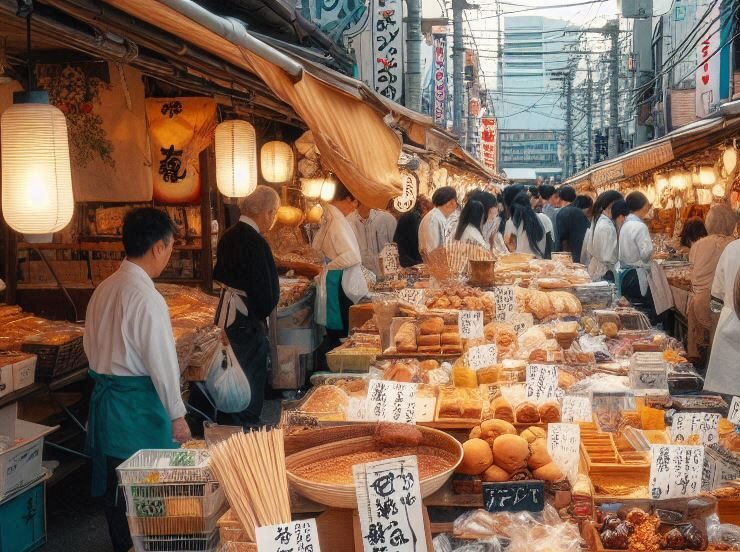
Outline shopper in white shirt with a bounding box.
[453,199,488,248]
[585,190,623,281]
[618,191,656,319]
[347,204,398,275]
[418,186,458,255]
[84,208,191,552]
[504,192,552,258]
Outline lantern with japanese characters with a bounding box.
[215,120,257,197]
[260,140,294,183]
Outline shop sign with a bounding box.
[562,395,592,423]
[525,364,559,402]
[372,0,404,102]
[467,344,498,370]
[393,170,418,213]
[623,142,673,177]
[671,412,720,445]
[256,519,321,552]
[547,423,580,483]
[432,33,448,126]
[483,480,545,513]
[458,310,484,339]
[480,117,497,170]
[354,455,427,552]
[728,396,740,425]
[592,164,624,187]
[696,2,721,117]
[649,445,704,500]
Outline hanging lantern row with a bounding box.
[301,175,337,202]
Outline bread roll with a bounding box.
[395,321,417,352]
[374,423,423,448]
[482,463,510,483]
[527,438,552,470]
[515,401,540,423]
[538,401,561,423]
[384,363,415,382]
[442,345,463,355]
[480,419,517,446]
[491,434,530,473]
[418,345,442,354]
[469,426,482,440]
[520,426,547,443]
[457,438,494,475]
[420,316,445,335]
[417,334,441,347]
[491,397,514,423]
[440,332,462,345]
[419,360,440,375]
[532,461,564,482]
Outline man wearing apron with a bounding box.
[84,208,191,552]
[213,186,281,426]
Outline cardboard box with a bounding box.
[0,364,13,399]
[12,354,36,391]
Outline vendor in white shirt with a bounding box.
[347,204,398,275]
[585,190,623,281]
[313,181,369,370]
[84,208,191,552]
[617,191,656,320]
[453,199,488,248]
[418,186,458,255]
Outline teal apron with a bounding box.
[616,265,635,298]
[325,269,345,331]
[86,370,176,496]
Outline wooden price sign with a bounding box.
[482,481,545,513]
[256,519,321,552]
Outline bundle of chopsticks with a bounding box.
[209,428,291,542]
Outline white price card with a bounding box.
[467,344,498,370]
[381,243,400,276]
[354,455,427,552]
[256,518,321,552]
[510,313,534,336]
[561,395,593,423]
[398,288,426,306]
[366,381,416,424]
[458,310,484,339]
[547,423,580,484]
[729,397,740,425]
[525,364,560,403]
[671,412,720,445]
[493,286,516,321]
[649,445,705,500]
[346,397,369,422]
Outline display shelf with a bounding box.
[0,383,44,409]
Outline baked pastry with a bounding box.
[479,419,517,447]
[537,401,561,423]
[299,385,349,418]
[476,365,501,385]
[491,434,530,473]
[457,438,494,475]
[438,388,483,420]
[491,397,515,423]
[417,334,441,347]
[420,316,445,335]
[515,402,540,423]
[520,426,546,443]
[442,345,463,355]
[469,426,482,439]
[440,332,462,345]
[532,462,563,482]
[394,322,417,352]
[419,359,439,374]
[374,423,423,448]
[601,321,619,338]
[418,345,442,354]
[482,463,510,482]
[384,363,416,382]
[527,438,552,470]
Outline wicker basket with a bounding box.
[285,424,462,509]
[21,336,86,382]
[325,343,377,373]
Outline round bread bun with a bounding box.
[482,463,510,483]
[527,438,552,470]
[532,461,564,482]
[480,419,517,446]
[491,434,530,473]
[469,426,482,440]
[520,426,546,443]
[457,438,494,475]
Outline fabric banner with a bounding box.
[145,98,216,204]
[432,32,447,126]
[35,62,152,202]
[372,0,404,103]
[480,117,497,171]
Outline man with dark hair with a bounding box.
[419,186,458,255]
[395,196,432,267]
[539,184,559,240]
[555,185,590,263]
[84,207,191,552]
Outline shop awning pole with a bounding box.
[156,0,304,80]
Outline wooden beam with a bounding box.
[3,221,17,305]
[199,147,215,294]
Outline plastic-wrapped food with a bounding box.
[432,534,502,552]
[707,514,740,550]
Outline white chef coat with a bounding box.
[704,238,740,396]
[457,225,488,248]
[619,214,653,295]
[312,203,369,326]
[484,216,508,254]
[504,213,551,258]
[347,209,398,275]
[587,215,619,280]
[418,208,448,255]
[83,259,186,420]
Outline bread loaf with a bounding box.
[419,317,445,335]
[457,438,494,475]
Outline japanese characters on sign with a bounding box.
[729,396,740,425]
[398,288,426,306]
[354,455,427,552]
[483,481,545,513]
[561,395,593,423]
[432,32,447,126]
[509,313,534,336]
[695,1,721,117]
[493,286,516,321]
[256,519,321,552]
[381,243,400,276]
[649,445,705,500]
[458,310,484,339]
[671,412,720,445]
[467,344,498,371]
[480,117,497,171]
[525,364,559,403]
[393,171,418,214]
[372,0,404,102]
[547,423,580,483]
[366,380,417,424]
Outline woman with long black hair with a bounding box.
[504,192,552,258]
[454,199,488,248]
[585,190,623,281]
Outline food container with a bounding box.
[131,529,220,552]
[12,354,36,391]
[21,332,85,382]
[468,260,496,287]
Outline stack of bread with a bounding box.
[424,286,495,323]
[391,316,462,355]
[514,287,582,321]
[489,395,561,424]
[456,423,564,483]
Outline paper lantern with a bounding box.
[723,147,737,174]
[1,101,74,234]
[319,178,336,202]
[260,141,294,183]
[306,203,323,223]
[712,183,726,198]
[654,174,668,194]
[698,166,717,186]
[215,120,257,197]
[301,178,323,199]
[669,171,689,191]
[276,205,304,226]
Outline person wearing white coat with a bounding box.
[618,192,655,320]
[347,205,397,276]
[453,199,488,248]
[419,186,458,255]
[585,190,623,281]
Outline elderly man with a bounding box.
[84,208,191,552]
[213,185,281,426]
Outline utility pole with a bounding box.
[452,0,475,137]
[631,0,653,146]
[607,20,620,158]
[406,0,422,111]
[586,60,593,167]
[496,0,503,171]
[552,68,574,178]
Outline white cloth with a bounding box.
[504,213,550,258]
[705,238,740,396]
[312,204,369,326]
[619,214,653,295]
[419,208,448,255]
[647,261,674,315]
[587,215,619,280]
[484,216,508,254]
[457,225,488,248]
[347,209,397,275]
[83,259,186,420]
[580,227,592,268]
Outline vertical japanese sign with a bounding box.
[493,286,516,321]
[562,395,593,423]
[373,0,404,102]
[366,381,417,423]
[393,171,418,213]
[649,445,704,500]
[547,423,580,483]
[381,243,400,276]
[696,2,721,117]
[480,117,497,171]
[354,456,427,552]
[432,31,448,126]
[525,364,560,402]
[256,519,321,552]
[458,311,484,339]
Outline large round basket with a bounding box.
[285,424,463,509]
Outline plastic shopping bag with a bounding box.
[205,341,251,413]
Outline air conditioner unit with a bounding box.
[618,0,651,18]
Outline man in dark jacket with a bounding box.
[394,196,432,267]
[212,185,280,426]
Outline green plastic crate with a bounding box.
[0,479,46,552]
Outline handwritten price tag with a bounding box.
[729,397,740,425]
[547,423,580,483]
[459,310,484,339]
[467,344,498,370]
[380,243,400,276]
[649,445,704,500]
[562,395,592,423]
[493,286,516,321]
[510,313,534,336]
[256,518,321,552]
[671,412,720,445]
[366,381,416,424]
[525,364,559,402]
[398,288,426,306]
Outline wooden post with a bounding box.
[199,147,215,294]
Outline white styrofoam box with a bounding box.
[0,365,13,399]
[12,355,36,391]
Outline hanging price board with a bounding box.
[525,364,559,402]
[366,381,416,424]
[649,445,704,500]
[256,519,321,552]
[493,286,516,321]
[458,310,484,339]
[671,412,720,445]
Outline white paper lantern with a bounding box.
[260,140,294,183]
[654,174,669,194]
[1,102,74,234]
[215,120,257,197]
[698,166,717,186]
[319,177,336,202]
[723,147,737,174]
[669,171,689,191]
[301,178,323,199]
